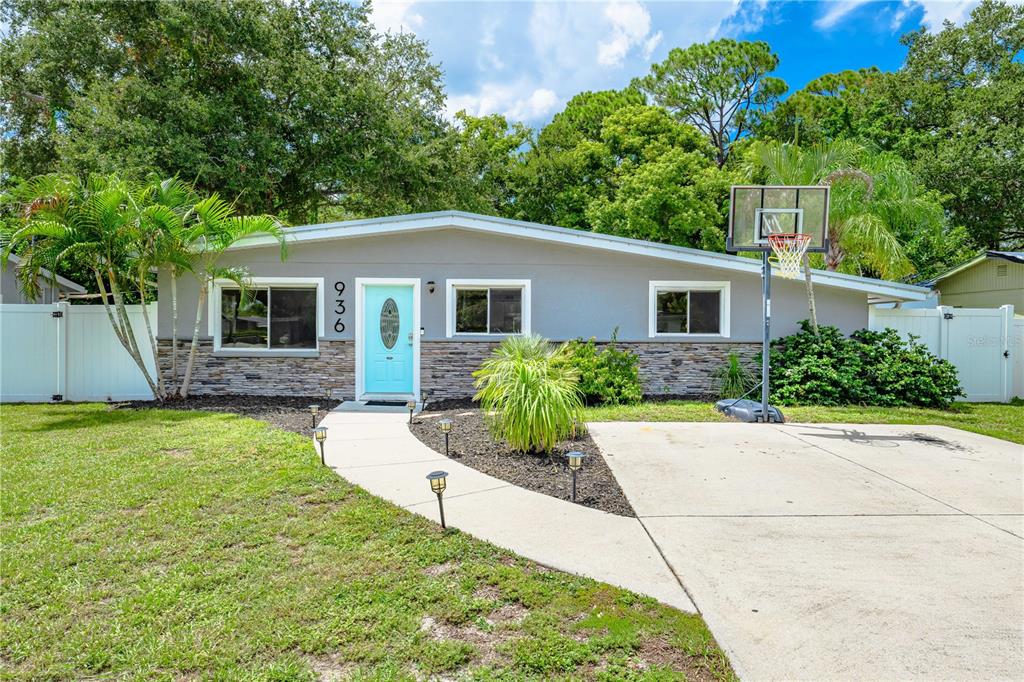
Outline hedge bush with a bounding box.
[564,333,643,405]
[768,321,963,408]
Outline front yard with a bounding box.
[584,401,1024,445]
[1,404,732,680]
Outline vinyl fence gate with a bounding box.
[1,302,157,403]
[869,304,1019,402]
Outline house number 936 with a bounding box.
[334,281,346,333]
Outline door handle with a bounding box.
[386,355,393,360]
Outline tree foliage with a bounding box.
[745,140,961,280]
[509,93,733,249]
[756,0,1024,249]
[1,0,449,223]
[636,39,787,167]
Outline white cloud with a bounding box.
[912,1,980,30]
[814,0,873,30]
[446,82,561,122]
[642,31,663,59]
[478,14,505,71]
[598,1,655,66]
[450,0,772,125]
[823,0,1023,32]
[369,0,423,35]
[712,0,770,37]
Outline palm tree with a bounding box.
[2,174,166,398]
[178,195,286,398]
[134,176,198,396]
[747,140,941,332]
[748,140,927,276]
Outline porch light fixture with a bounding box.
[566,451,587,503]
[309,404,320,429]
[407,399,417,423]
[426,470,449,528]
[438,418,453,457]
[314,426,328,466]
[427,281,436,294]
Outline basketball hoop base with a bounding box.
[715,398,785,424]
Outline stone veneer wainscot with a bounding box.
[159,339,760,400]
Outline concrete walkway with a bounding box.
[317,406,696,614]
[589,421,1024,681]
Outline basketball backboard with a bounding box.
[727,185,829,253]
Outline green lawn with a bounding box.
[1,404,732,681]
[584,401,1024,445]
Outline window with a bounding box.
[447,279,531,337]
[649,281,730,337]
[211,278,324,352]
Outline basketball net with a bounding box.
[767,234,812,279]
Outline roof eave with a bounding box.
[226,211,930,302]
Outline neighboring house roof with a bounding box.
[230,210,931,302]
[930,250,1024,285]
[6,253,87,293]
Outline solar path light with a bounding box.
[314,426,328,466]
[566,451,587,503]
[309,404,320,429]
[407,399,417,424]
[426,470,449,528]
[438,418,453,457]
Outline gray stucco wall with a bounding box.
[157,226,868,343]
[1,264,73,304]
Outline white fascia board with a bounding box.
[226,210,931,301]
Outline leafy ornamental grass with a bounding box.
[584,401,1024,445]
[1,404,732,681]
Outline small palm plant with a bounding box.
[713,352,754,400]
[473,335,585,454]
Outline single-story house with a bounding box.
[156,211,930,401]
[1,253,86,304]
[930,251,1024,309]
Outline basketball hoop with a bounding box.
[767,233,811,279]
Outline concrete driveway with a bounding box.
[588,422,1023,681]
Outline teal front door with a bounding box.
[363,284,415,395]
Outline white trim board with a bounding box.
[445,278,531,338]
[223,210,930,302]
[648,281,731,339]
[354,277,421,402]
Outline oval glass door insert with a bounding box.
[380,298,399,349]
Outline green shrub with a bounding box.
[712,352,755,399]
[472,335,585,453]
[564,331,643,406]
[767,321,963,408]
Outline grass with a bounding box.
[0,404,733,681]
[584,400,1024,445]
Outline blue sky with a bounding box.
[368,0,992,126]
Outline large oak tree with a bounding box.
[1,0,450,223]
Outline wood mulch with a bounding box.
[122,395,341,436]
[409,407,635,517]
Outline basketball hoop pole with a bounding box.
[761,251,771,422]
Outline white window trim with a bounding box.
[648,280,731,338]
[445,279,531,338]
[209,276,325,352]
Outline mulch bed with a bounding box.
[409,408,636,517]
[122,395,341,436]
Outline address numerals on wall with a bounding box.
[334,281,346,333]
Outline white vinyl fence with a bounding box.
[1,302,157,402]
[869,304,1019,402]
